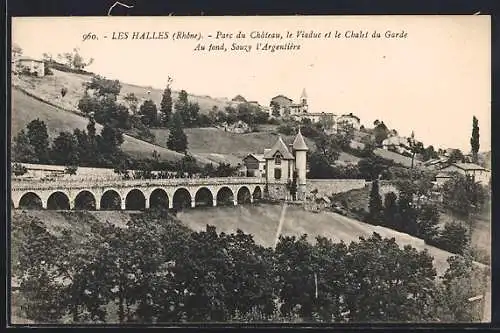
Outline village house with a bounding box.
[336,113,361,131]
[382,135,411,154]
[15,57,45,77]
[269,88,308,118]
[435,162,490,187]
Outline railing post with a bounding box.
[121,198,126,210]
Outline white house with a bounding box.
[337,113,361,131]
[15,57,45,77]
[382,135,411,154]
[436,162,490,186]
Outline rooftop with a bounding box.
[263,136,295,159]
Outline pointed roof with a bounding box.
[263,136,295,159]
[292,129,309,151]
[301,88,307,99]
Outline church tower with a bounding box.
[300,88,308,112]
[292,128,309,200]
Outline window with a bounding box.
[275,168,281,180]
[275,153,282,165]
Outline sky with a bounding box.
[12,16,491,152]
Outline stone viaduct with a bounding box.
[11,177,268,211]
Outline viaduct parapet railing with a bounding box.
[11,177,285,210]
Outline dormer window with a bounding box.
[275,153,282,165]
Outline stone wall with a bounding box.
[306,179,367,197]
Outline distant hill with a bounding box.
[13,68,234,116]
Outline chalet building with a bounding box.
[242,130,309,199]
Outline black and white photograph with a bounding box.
[9,16,491,324]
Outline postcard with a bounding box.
[10,15,491,325]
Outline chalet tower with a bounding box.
[292,128,309,200]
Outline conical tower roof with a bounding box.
[292,128,309,151]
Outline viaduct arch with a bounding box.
[12,178,265,211]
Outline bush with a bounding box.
[12,163,28,176]
[44,66,53,76]
[427,222,469,255]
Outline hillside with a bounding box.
[12,206,464,277]
[11,68,433,169]
[151,127,317,165]
[13,68,233,115]
[11,87,213,163]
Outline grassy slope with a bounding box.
[11,88,195,163]
[13,206,457,277]
[151,127,318,165]
[13,68,232,115]
[11,206,490,322]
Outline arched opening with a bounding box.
[126,189,146,210]
[150,188,169,210]
[195,187,214,207]
[253,186,262,201]
[237,186,252,204]
[216,187,234,206]
[173,188,192,210]
[100,190,121,210]
[18,192,42,210]
[47,191,70,210]
[74,191,97,210]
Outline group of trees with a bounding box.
[13,210,485,324]
[12,117,124,169]
[366,175,483,256]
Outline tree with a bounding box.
[12,43,23,58]
[435,253,488,322]
[345,233,438,322]
[470,116,480,164]
[357,156,387,180]
[448,149,465,163]
[160,83,173,126]
[85,75,121,98]
[59,48,93,70]
[416,203,440,241]
[139,99,158,127]
[167,112,188,153]
[12,129,37,163]
[124,93,139,115]
[315,133,342,163]
[26,119,50,163]
[442,173,486,219]
[50,131,79,165]
[383,192,399,229]
[373,122,389,146]
[12,163,28,176]
[65,165,78,175]
[435,222,469,255]
[270,101,281,117]
[368,180,383,224]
